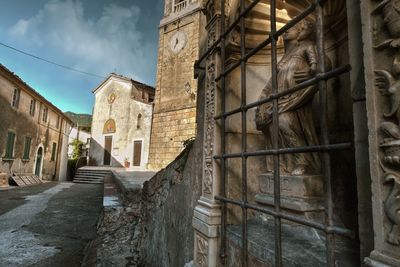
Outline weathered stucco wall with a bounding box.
[90,76,153,168]
[0,71,71,181]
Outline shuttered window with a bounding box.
[51,142,57,161]
[23,137,32,160]
[11,88,20,108]
[5,132,16,158]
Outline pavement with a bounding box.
[0,182,103,267]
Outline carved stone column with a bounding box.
[361,0,400,265]
[192,1,222,266]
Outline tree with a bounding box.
[71,139,84,160]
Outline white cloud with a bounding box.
[8,0,156,83]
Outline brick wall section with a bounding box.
[148,107,196,169]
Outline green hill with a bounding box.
[65,111,92,130]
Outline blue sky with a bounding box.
[0,0,164,114]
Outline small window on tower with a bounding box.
[137,114,142,129]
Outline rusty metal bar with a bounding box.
[197,0,263,65]
[270,1,282,266]
[214,65,351,120]
[214,142,352,160]
[315,2,336,266]
[214,3,317,82]
[219,0,227,264]
[239,0,249,266]
[214,196,355,238]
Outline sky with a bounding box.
[0,0,164,114]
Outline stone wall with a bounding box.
[138,139,202,266]
[148,107,196,168]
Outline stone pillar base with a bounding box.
[0,173,9,188]
[365,250,400,267]
[192,197,221,267]
[255,173,324,216]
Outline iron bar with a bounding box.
[214,142,352,160]
[214,65,351,120]
[197,0,263,65]
[315,2,336,266]
[270,1,282,266]
[239,0,249,266]
[214,196,355,238]
[219,0,227,264]
[214,3,317,82]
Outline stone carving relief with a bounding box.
[372,0,400,246]
[255,19,320,176]
[203,60,216,194]
[196,234,209,267]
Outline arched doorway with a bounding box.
[35,147,43,176]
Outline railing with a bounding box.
[173,0,196,13]
[174,0,187,13]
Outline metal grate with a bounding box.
[196,0,354,266]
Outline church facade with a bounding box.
[89,74,155,169]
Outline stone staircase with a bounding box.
[73,168,111,184]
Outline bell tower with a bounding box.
[148,0,205,170]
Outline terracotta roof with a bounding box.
[92,73,155,94]
[0,64,74,125]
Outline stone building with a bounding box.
[0,64,73,181]
[89,73,155,169]
[147,0,206,170]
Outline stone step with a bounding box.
[77,169,111,173]
[73,179,104,183]
[73,179,104,184]
[74,176,104,181]
[74,173,106,178]
[73,176,104,181]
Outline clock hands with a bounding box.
[174,38,179,49]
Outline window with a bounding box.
[149,94,155,102]
[5,131,16,158]
[51,142,57,161]
[23,137,32,160]
[11,88,20,108]
[29,99,36,116]
[137,114,142,129]
[42,107,48,123]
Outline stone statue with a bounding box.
[255,19,321,175]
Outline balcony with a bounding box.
[173,0,196,13]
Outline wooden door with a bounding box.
[104,136,112,165]
[133,141,142,167]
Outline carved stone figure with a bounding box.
[255,19,320,175]
[384,173,400,245]
[373,0,400,247]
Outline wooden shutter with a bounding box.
[133,141,142,166]
[23,137,31,159]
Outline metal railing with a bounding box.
[195,0,354,266]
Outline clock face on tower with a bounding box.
[169,31,187,54]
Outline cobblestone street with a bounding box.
[0,182,103,267]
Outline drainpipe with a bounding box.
[54,117,63,181]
